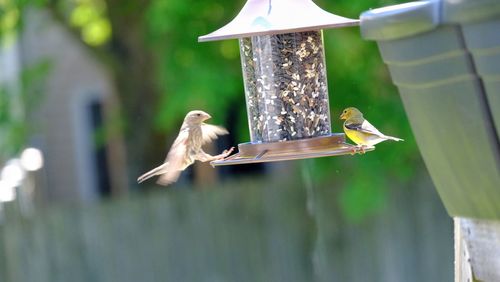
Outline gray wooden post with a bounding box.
[455,218,500,282]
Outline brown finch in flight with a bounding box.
[137,110,234,186]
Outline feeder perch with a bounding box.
[199,0,372,166]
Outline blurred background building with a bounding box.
[21,9,128,203]
[1,8,128,205]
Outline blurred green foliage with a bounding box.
[1,0,51,163]
[0,60,51,162]
[145,0,246,133]
[0,0,19,39]
[70,0,111,46]
[316,0,419,221]
[0,87,26,161]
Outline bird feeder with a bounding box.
[199,0,373,165]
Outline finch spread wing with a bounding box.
[201,124,229,144]
[157,129,190,185]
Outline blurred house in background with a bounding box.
[9,9,127,205]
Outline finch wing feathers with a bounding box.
[360,120,403,140]
[156,129,189,185]
[360,120,385,136]
[345,120,384,137]
[163,129,189,163]
[345,120,403,141]
[201,124,229,144]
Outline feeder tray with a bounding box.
[212,134,374,166]
[199,0,373,166]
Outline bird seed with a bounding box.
[239,30,331,143]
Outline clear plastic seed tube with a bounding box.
[239,30,331,143]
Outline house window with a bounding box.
[87,99,111,197]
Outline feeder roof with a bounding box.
[198,0,359,42]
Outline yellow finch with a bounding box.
[137,110,234,186]
[340,107,403,152]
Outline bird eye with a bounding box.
[343,110,347,113]
[197,113,201,116]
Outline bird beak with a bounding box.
[203,113,211,121]
[340,112,346,120]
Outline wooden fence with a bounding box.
[0,173,453,282]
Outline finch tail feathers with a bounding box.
[385,135,404,142]
[137,163,168,183]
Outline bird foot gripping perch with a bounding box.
[213,147,235,161]
[349,144,375,155]
[210,147,237,167]
[350,145,364,155]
